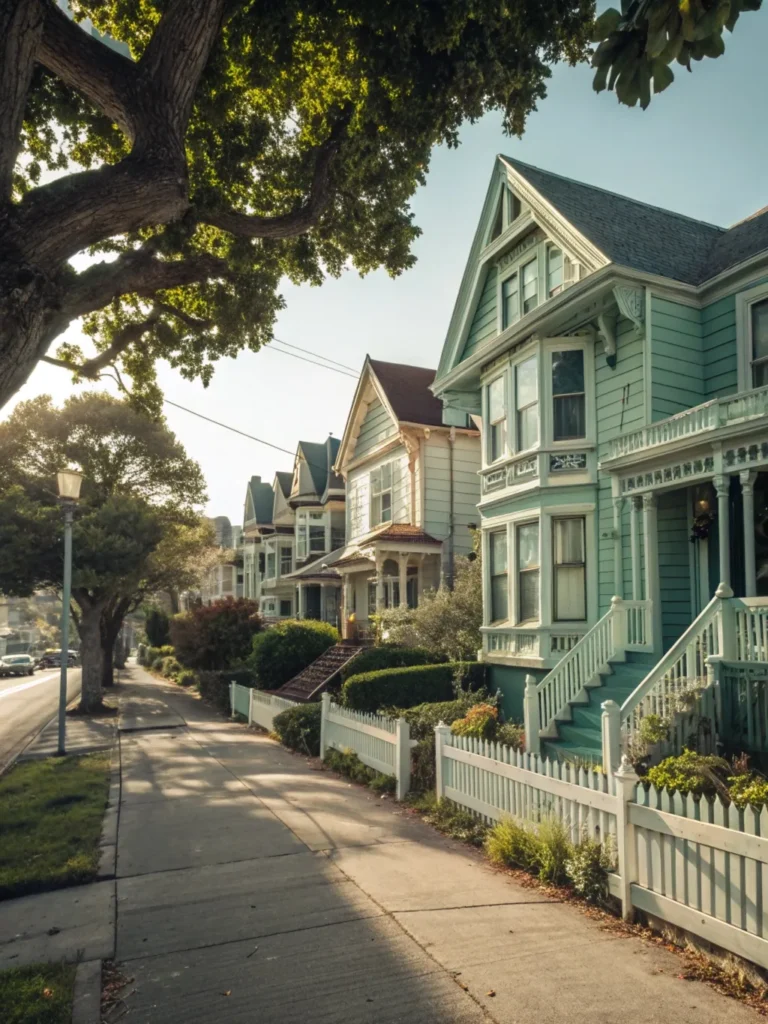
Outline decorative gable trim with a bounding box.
[335,356,400,475]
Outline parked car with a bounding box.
[0,654,35,677]
[36,649,79,669]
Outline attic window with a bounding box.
[490,185,523,242]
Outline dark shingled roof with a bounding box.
[369,358,444,426]
[245,475,274,525]
[503,157,724,286]
[275,471,293,498]
[297,436,342,498]
[705,207,768,280]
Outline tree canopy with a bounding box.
[2,0,758,413]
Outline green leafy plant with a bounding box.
[727,774,768,808]
[565,833,614,904]
[273,703,322,757]
[451,703,499,740]
[144,607,171,648]
[385,691,497,740]
[496,722,526,752]
[323,748,396,795]
[137,643,147,666]
[638,713,669,746]
[485,817,543,873]
[176,669,198,688]
[410,794,488,846]
[171,598,262,671]
[250,619,339,688]
[342,662,486,713]
[160,656,181,679]
[646,749,731,797]
[536,818,574,884]
[197,669,258,713]
[151,656,164,671]
[340,645,437,682]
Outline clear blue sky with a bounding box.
[7,13,768,523]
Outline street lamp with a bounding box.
[56,468,82,756]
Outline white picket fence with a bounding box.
[229,682,298,732]
[320,694,414,801]
[435,722,768,970]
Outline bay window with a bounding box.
[297,511,327,559]
[370,463,393,526]
[552,349,586,441]
[489,530,508,623]
[516,522,540,623]
[515,355,538,451]
[553,517,586,621]
[487,377,507,463]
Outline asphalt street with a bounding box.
[0,666,82,770]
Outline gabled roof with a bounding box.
[275,471,293,498]
[244,475,274,525]
[368,359,443,427]
[296,436,342,500]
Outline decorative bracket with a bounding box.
[597,312,618,368]
[613,285,645,339]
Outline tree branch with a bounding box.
[0,0,45,198]
[196,121,347,239]
[42,311,161,379]
[37,1,138,140]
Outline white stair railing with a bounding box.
[733,598,768,661]
[526,597,652,752]
[619,594,723,746]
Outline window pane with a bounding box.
[489,531,507,574]
[380,463,392,489]
[491,576,509,622]
[489,377,505,421]
[555,567,586,620]
[753,300,768,361]
[554,518,585,564]
[519,570,540,623]
[552,350,584,395]
[381,492,392,522]
[548,248,563,296]
[517,523,539,570]
[490,422,505,462]
[309,525,325,552]
[280,600,292,616]
[553,395,586,440]
[517,405,538,450]
[755,361,768,387]
[522,258,538,314]
[516,356,537,408]
[502,275,519,327]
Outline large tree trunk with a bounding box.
[100,615,122,688]
[77,600,107,713]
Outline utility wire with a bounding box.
[273,338,358,374]
[266,343,358,379]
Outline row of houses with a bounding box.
[201,154,768,762]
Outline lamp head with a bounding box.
[57,468,83,502]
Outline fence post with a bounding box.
[320,692,331,760]
[523,674,541,755]
[434,721,450,801]
[601,699,621,777]
[230,681,236,719]
[614,755,639,922]
[707,655,725,749]
[395,718,411,801]
[248,686,254,727]
[716,583,736,659]
[611,596,626,656]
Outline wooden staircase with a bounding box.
[275,643,364,702]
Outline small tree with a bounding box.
[144,607,170,648]
[170,598,262,671]
[380,549,483,663]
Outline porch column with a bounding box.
[319,583,327,622]
[297,582,306,619]
[714,474,731,589]
[613,497,625,599]
[630,496,642,600]
[642,493,662,652]
[342,579,353,638]
[375,556,385,612]
[741,471,758,597]
[398,554,408,610]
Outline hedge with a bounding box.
[341,662,486,713]
[249,619,339,688]
[339,644,437,682]
[272,703,321,756]
[197,668,259,713]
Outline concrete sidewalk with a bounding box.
[110,667,762,1024]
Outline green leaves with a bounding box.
[590,0,762,108]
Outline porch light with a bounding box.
[695,496,711,513]
[57,468,83,502]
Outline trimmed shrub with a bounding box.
[177,669,198,687]
[151,656,164,671]
[565,834,614,903]
[170,598,262,670]
[342,662,486,713]
[250,619,339,688]
[391,690,496,740]
[323,748,396,794]
[451,703,499,739]
[272,703,321,756]
[340,645,437,682]
[496,722,526,751]
[197,668,259,713]
[137,643,147,666]
[145,607,171,647]
[160,656,181,678]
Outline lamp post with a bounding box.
[56,468,83,756]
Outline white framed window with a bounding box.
[516,522,540,624]
[489,530,508,623]
[501,274,520,328]
[280,546,292,576]
[266,550,276,579]
[521,257,538,315]
[279,599,292,617]
[515,355,538,452]
[309,512,326,555]
[501,256,538,330]
[752,299,768,386]
[547,246,563,297]
[736,283,768,390]
[370,463,393,526]
[487,376,507,463]
[552,517,586,621]
[551,348,586,441]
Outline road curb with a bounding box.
[72,959,102,1024]
[96,743,121,881]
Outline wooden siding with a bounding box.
[346,445,410,543]
[422,433,481,562]
[354,396,397,460]
[703,294,738,398]
[657,490,692,652]
[596,317,646,614]
[459,265,498,364]
[650,297,704,421]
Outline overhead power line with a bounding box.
[266,343,358,379]
[273,338,358,374]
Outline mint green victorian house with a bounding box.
[432,155,768,763]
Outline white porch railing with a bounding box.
[734,598,768,661]
[525,597,653,750]
[604,383,768,461]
